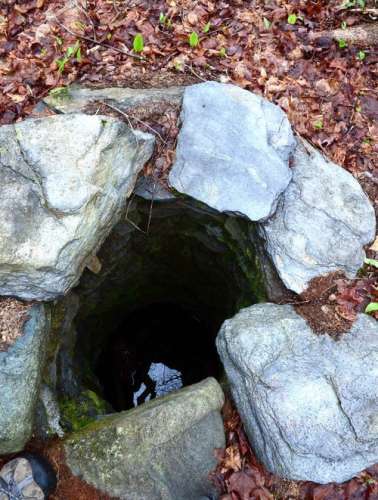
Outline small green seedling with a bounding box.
[366,302,378,314]
[203,22,211,33]
[338,38,347,48]
[159,12,172,28]
[189,31,199,48]
[133,33,144,53]
[263,17,271,29]
[314,119,323,130]
[365,258,378,268]
[341,21,347,29]
[288,14,297,25]
[341,0,365,8]
[56,40,81,73]
[219,47,227,57]
[357,50,366,61]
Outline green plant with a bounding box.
[341,0,365,8]
[366,302,378,314]
[357,50,366,61]
[133,33,144,53]
[203,22,211,33]
[219,47,227,57]
[338,38,348,48]
[263,17,271,29]
[365,258,378,268]
[189,31,199,48]
[341,20,347,29]
[288,14,297,25]
[55,41,81,73]
[159,12,172,28]
[314,119,323,130]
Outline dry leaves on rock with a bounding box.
[0,298,31,352]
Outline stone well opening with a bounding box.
[66,193,267,415]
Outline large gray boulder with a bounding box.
[64,378,225,499]
[0,114,154,301]
[217,303,378,483]
[0,304,50,454]
[169,82,296,221]
[260,139,376,294]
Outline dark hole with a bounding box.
[69,197,265,418]
[95,301,221,411]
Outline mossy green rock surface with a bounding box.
[64,378,225,499]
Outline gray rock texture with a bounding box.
[260,139,376,294]
[0,304,50,454]
[43,85,184,114]
[217,303,378,483]
[169,81,296,221]
[64,378,225,499]
[0,114,154,300]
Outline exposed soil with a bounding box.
[0,298,32,351]
[294,272,354,338]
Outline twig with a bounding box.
[146,179,155,234]
[54,18,145,61]
[125,193,147,234]
[74,1,97,41]
[101,101,167,144]
[185,64,207,82]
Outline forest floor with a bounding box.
[1,0,378,498]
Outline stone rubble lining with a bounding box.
[0,81,376,488]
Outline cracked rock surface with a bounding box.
[169,82,296,221]
[217,303,378,483]
[0,114,154,301]
[260,139,376,294]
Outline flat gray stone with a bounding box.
[43,85,184,114]
[217,303,378,483]
[0,114,154,301]
[0,304,50,454]
[169,82,296,221]
[260,139,376,293]
[64,378,225,499]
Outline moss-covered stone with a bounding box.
[64,378,225,500]
[59,390,108,432]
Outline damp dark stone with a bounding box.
[60,195,268,415]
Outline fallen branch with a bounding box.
[310,22,378,46]
[54,18,145,61]
[100,101,167,144]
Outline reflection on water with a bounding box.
[96,302,221,411]
[133,362,183,406]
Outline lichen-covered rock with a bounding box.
[64,378,225,499]
[169,82,296,221]
[43,85,184,114]
[0,304,50,454]
[0,114,154,301]
[217,303,378,483]
[260,139,376,294]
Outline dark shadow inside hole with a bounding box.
[95,301,222,412]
